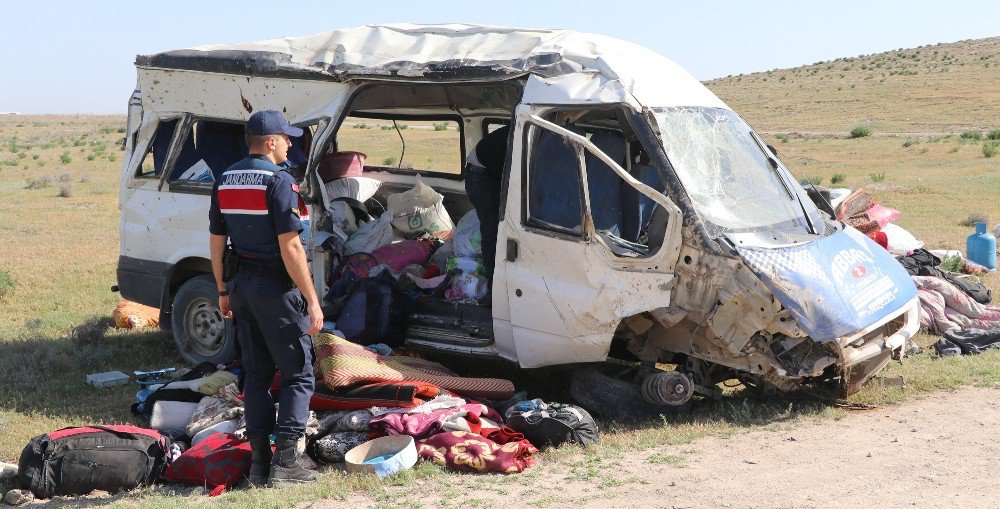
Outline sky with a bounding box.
[2,0,999,114]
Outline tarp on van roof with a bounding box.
[135,24,726,109]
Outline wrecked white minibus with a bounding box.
[117,24,920,412]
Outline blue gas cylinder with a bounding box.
[966,222,997,270]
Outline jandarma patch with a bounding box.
[291,183,300,193]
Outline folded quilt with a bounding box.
[314,333,515,399]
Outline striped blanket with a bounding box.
[314,333,515,400]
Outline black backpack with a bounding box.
[334,272,411,346]
[507,403,600,449]
[18,425,173,499]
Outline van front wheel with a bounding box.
[171,275,236,365]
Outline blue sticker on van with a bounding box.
[736,227,917,342]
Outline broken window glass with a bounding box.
[654,107,820,234]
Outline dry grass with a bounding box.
[707,37,1000,133]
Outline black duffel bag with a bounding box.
[18,425,173,498]
[332,272,411,346]
[507,402,600,449]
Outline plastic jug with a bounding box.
[966,222,997,270]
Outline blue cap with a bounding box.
[246,110,303,137]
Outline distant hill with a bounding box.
[704,36,1000,134]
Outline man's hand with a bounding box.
[306,300,323,335]
[219,295,233,318]
[277,230,323,335]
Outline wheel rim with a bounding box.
[184,297,226,358]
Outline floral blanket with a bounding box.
[417,431,537,474]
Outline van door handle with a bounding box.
[506,239,518,262]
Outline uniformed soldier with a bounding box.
[209,110,323,487]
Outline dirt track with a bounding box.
[343,387,999,509]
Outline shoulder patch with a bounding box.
[291,207,301,218]
[291,183,300,193]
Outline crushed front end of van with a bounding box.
[616,109,920,400]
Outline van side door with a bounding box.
[496,105,683,368]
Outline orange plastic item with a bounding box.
[112,300,160,329]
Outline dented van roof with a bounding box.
[135,23,727,109]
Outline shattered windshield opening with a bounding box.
[653,107,821,236]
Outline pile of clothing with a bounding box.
[308,332,598,473]
[317,172,491,326]
[832,188,998,356]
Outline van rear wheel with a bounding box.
[171,275,236,365]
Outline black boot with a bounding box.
[269,437,317,486]
[247,437,273,488]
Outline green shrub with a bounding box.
[398,124,408,130]
[380,125,392,131]
[869,172,886,183]
[948,146,960,153]
[86,154,95,161]
[433,123,449,131]
[31,154,39,160]
[920,147,929,154]
[59,152,71,165]
[776,134,790,143]
[107,154,116,162]
[984,141,999,158]
[0,269,15,299]
[830,173,847,184]
[799,175,823,186]
[960,130,982,141]
[352,123,369,129]
[849,126,871,138]
[902,140,917,148]
[987,130,1000,141]
[382,156,397,166]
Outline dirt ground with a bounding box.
[340,387,999,509]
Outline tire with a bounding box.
[570,364,690,420]
[170,275,236,365]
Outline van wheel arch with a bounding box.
[159,257,214,336]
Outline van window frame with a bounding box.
[332,111,467,180]
[164,115,236,195]
[519,104,674,256]
[134,117,184,180]
[160,116,317,195]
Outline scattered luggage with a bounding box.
[506,402,600,449]
[387,179,454,239]
[18,425,173,499]
[160,433,252,496]
[334,273,412,346]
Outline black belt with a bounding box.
[237,256,291,282]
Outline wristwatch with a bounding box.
[219,290,229,297]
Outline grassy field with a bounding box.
[1,34,1000,507]
[707,36,1000,133]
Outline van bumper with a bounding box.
[835,296,921,395]
[116,255,169,309]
